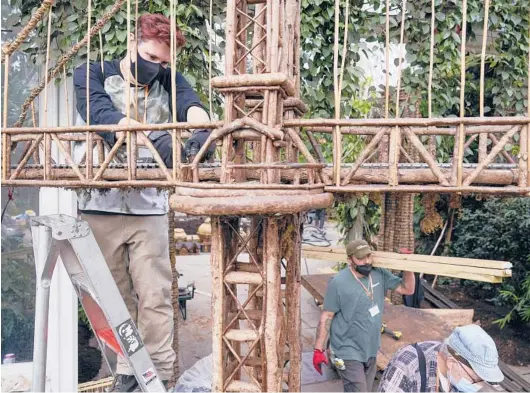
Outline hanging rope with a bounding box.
[1,188,14,223]
[43,5,53,127]
[14,0,127,128]
[1,0,54,63]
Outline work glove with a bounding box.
[313,349,329,375]
[183,129,216,163]
[398,247,413,254]
[148,129,216,168]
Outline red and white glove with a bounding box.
[399,247,413,254]
[312,349,329,375]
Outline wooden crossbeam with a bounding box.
[463,126,520,186]
[341,127,387,185]
[402,127,449,186]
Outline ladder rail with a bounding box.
[30,214,166,392]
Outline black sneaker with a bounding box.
[108,374,139,392]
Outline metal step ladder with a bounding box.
[30,214,166,392]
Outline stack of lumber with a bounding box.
[302,245,512,283]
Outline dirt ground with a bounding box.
[435,284,530,367]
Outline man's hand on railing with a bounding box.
[116,118,144,140]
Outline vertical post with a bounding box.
[527,16,530,188]
[427,0,436,156]
[285,215,302,391]
[264,218,281,392]
[388,127,400,186]
[478,0,490,162]
[455,0,467,186]
[86,0,94,180]
[390,0,407,187]
[31,225,54,393]
[332,0,341,186]
[2,54,10,181]
[210,217,226,392]
[519,126,528,187]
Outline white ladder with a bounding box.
[30,214,166,392]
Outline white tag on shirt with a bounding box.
[369,304,380,317]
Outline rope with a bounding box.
[1,0,54,62]
[1,188,14,223]
[14,0,127,128]
[43,5,53,127]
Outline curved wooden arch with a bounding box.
[190,117,284,166]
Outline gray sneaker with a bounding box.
[108,374,139,392]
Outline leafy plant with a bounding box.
[495,259,530,329]
[334,194,380,245]
[450,197,530,327]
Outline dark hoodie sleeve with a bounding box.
[161,70,209,122]
[73,63,125,144]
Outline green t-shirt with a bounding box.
[323,267,402,362]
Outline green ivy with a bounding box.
[384,0,529,119]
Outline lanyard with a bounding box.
[351,268,373,301]
[119,60,149,124]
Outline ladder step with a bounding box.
[229,310,262,321]
[70,272,98,299]
[225,329,259,342]
[225,271,263,285]
[235,262,260,273]
[225,381,261,392]
[244,356,262,367]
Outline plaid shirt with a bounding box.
[377,341,458,392]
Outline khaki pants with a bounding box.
[81,213,175,380]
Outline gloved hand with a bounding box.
[183,129,216,163]
[313,349,329,375]
[148,129,216,168]
[398,247,413,254]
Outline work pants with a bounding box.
[81,213,175,380]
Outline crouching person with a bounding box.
[378,324,504,392]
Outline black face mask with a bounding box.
[354,264,372,276]
[131,51,162,85]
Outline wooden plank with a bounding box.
[374,251,512,270]
[422,283,459,309]
[499,362,530,392]
[418,309,474,328]
[302,252,506,283]
[301,274,331,303]
[225,329,259,342]
[302,245,512,270]
[225,271,263,285]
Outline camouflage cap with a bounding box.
[346,239,373,259]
